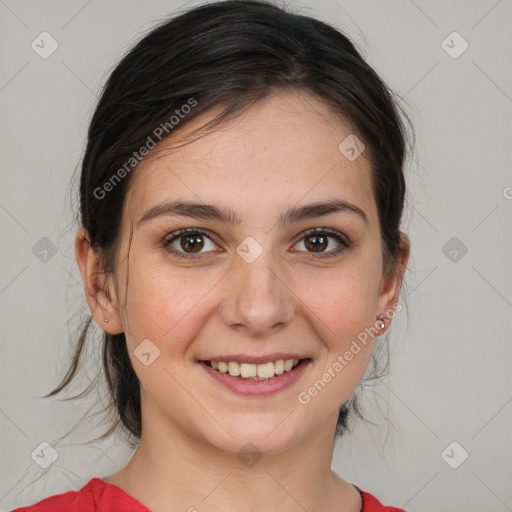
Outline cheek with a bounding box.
[298,263,380,346]
[120,260,221,350]
[295,269,377,410]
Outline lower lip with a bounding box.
[200,360,311,397]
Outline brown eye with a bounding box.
[163,228,218,259]
[304,234,328,252]
[294,228,351,259]
[179,233,204,253]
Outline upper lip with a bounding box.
[199,353,309,364]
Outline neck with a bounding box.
[105,399,361,512]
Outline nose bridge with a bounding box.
[221,242,295,335]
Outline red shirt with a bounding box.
[11,478,406,511]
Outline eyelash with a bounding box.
[162,227,352,261]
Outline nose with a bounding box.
[220,251,296,337]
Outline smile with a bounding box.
[204,359,303,380]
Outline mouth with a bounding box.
[200,358,309,381]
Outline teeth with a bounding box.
[257,362,274,378]
[228,361,241,376]
[208,358,302,380]
[274,359,284,375]
[241,363,257,378]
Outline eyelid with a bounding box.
[290,227,351,260]
[162,226,352,259]
[294,226,350,244]
[162,227,219,253]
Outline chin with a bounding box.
[203,415,305,458]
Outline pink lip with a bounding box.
[199,359,311,397]
[199,353,307,364]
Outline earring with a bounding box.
[104,317,109,323]
[376,314,385,330]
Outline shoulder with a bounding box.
[9,477,151,512]
[355,486,407,512]
[9,479,93,512]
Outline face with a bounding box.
[81,90,408,455]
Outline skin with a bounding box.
[76,90,410,512]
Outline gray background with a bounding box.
[1,1,511,511]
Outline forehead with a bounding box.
[124,90,377,226]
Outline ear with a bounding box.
[75,227,124,334]
[376,233,410,331]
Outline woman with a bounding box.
[12,1,412,510]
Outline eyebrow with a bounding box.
[137,199,368,227]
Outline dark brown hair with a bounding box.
[46,0,413,449]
